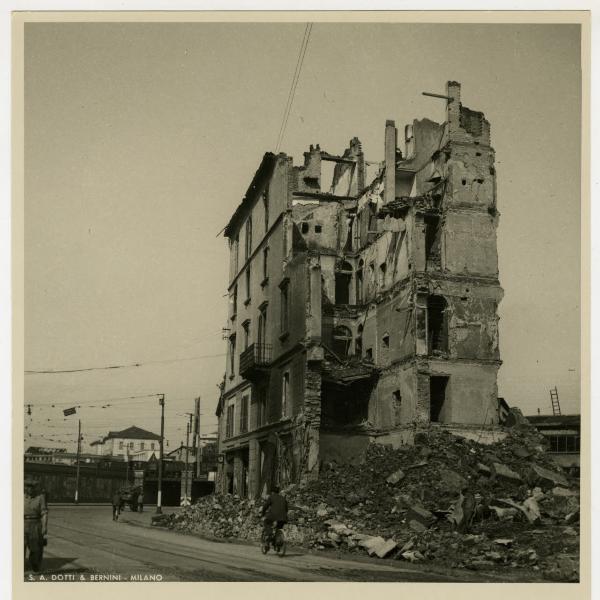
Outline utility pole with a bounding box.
[74,419,81,504]
[156,394,165,514]
[184,415,192,504]
[194,396,201,478]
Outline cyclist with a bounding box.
[260,485,288,542]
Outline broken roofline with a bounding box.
[223,152,278,239]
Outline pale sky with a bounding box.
[23,22,581,452]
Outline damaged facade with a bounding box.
[216,81,503,498]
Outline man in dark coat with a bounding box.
[24,477,48,572]
[112,490,122,521]
[260,485,288,539]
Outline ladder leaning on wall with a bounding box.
[550,386,562,416]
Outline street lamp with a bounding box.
[156,394,165,514]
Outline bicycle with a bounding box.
[260,521,287,556]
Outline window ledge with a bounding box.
[279,331,289,342]
[230,313,237,322]
[260,277,269,288]
[243,298,251,307]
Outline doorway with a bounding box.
[430,376,449,422]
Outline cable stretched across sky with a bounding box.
[275,22,312,153]
[25,352,226,375]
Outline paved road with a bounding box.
[26,505,532,582]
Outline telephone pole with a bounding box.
[74,419,81,504]
[156,394,165,514]
[184,414,192,504]
[194,396,201,478]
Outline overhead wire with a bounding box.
[25,352,226,375]
[275,23,313,153]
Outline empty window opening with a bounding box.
[461,179,467,186]
[355,324,363,356]
[425,215,442,270]
[315,224,322,233]
[280,280,290,333]
[335,261,353,305]
[428,295,448,354]
[356,260,364,303]
[365,348,373,361]
[378,263,387,287]
[245,217,252,260]
[301,222,309,234]
[382,332,390,348]
[262,247,269,281]
[245,267,251,302]
[430,376,449,422]
[392,390,401,405]
[239,395,249,434]
[332,325,352,358]
[282,371,290,418]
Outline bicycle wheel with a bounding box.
[260,533,270,555]
[275,531,286,557]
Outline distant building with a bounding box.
[90,425,161,462]
[25,446,107,466]
[526,414,580,469]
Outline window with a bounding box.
[379,263,387,287]
[315,224,322,233]
[232,284,238,317]
[257,386,268,427]
[356,324,363,355]
[356,260,364,303]
[263,189,269,233]
[428,295,448,354]
[242,320,251,350]
[258,304,268,349]
[245,267,251,302]
[548,435,580,453]
[151,443,155,450]
[301,222,309,234]
[424,215,442,270]
[335,261,353,304]
[382,332,390,348]
[140,442,145,450]
[280,279,290,333]
[365,348,373,361]
[245,217,252,260]
[232,234,239,275]
[226,403,235,438]
[119,441,124,450]
[239,395,249,434]
[262,247,269,282]
[282,372,290,418]
[129,442,134,449]
[333,325,352,358]
[229,334,236,377]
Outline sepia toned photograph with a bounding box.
[13,11,588,594]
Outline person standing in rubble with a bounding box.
[24,477,48,572]
[260,485,288,540]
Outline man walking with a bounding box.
[112,490,122,521]
[24,477,48,572]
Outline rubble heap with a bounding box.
[157,417,580,582]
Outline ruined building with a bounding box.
[215,81,503,498]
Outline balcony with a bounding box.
[239,343,272,380]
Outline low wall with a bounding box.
[24,462,128,503]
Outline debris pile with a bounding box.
[155,417,579,581]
